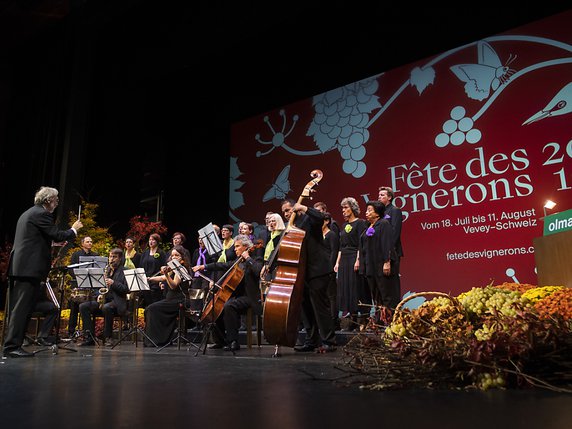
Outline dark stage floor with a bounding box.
[1,335,572,429]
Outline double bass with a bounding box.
[263,169,323,347]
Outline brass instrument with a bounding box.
[98,262,113,309]
[71,288,94,303]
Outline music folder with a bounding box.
[74,268,106,289]
[198,222,223,256]
[124,268,150,291]
[79,255,108,269]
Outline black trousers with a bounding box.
[67,300,80,334]
[3,277,41,352]
[300,274,337,347]
[79,301,120,339]
[222,296,251,343]
[366,267,401,310]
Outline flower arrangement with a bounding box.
[126,215,168,252]
[153,253,160,259]
[344,224,353,233]
[137,308,146,328]
[341,283,572,392]
[365,227,375,237]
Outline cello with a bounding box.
[198,240,263,323]
[263,169,323,348]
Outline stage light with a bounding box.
[543,200,556,217]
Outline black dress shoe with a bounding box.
[224,341,240,351]
[7,348,35,358]
[317,344,337,353]
[208,343,224,349]
[79,339,95,347]
[294,344,316,352]
[36,338,54,347]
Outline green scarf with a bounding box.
[264,230,281,261]
[217,238,234,263]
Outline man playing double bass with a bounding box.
[192,234,263,352]
[281,199,337,353]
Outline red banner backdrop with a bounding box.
[230,10,572,296]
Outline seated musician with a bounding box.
[192,234,263,352]
[78,248,129,346]
[144,245,192,347]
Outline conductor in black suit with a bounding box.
[3,186,82,358]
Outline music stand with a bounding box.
[79,255,108,269]
[112,268,157,349]
[198,222,223,256]
[30,276,62,355]
[43,261,94,354]
[74,267,106,345]
[192,271,228,356]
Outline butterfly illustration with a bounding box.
[450,41,516,101]
[262,165,291,202]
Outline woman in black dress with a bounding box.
[334,197,368,327]
[144,245,192,346]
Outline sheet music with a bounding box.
[198,222,223,256]
[74,268,106,289]
[167,260,193,282]
[79,255,108,269]
[124,268,150,291]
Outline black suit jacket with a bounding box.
[9,204,77,280]
[293,207,332,280]
[384,203,404,258]
[103,266,129,315]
